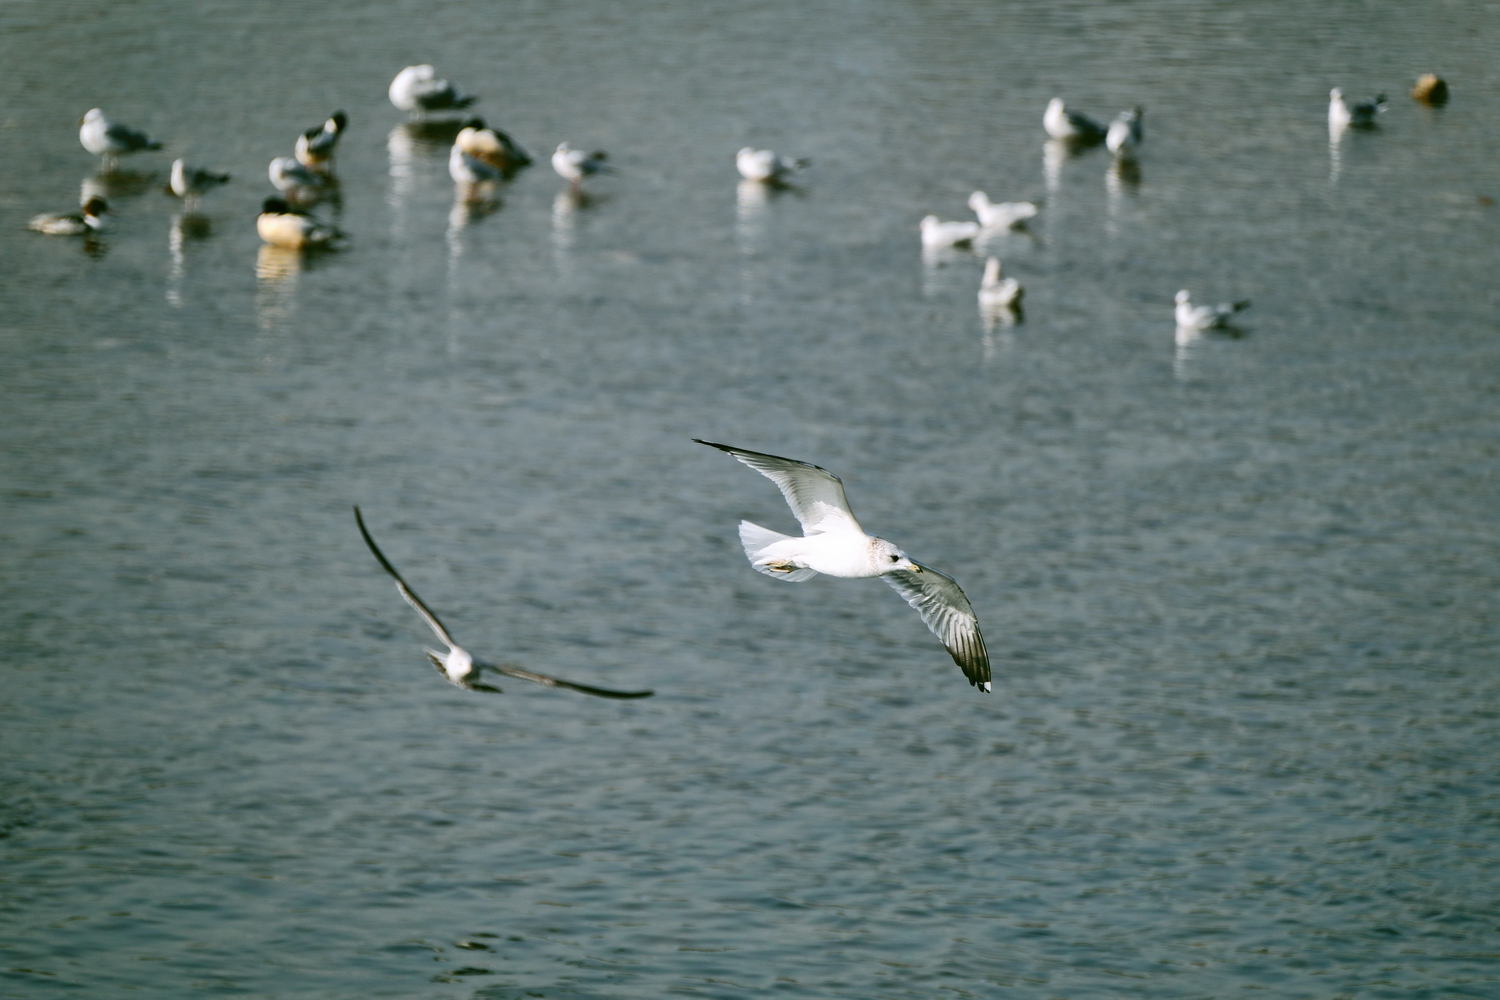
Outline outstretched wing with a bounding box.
[484,662,654,699]
[356,506,654,700]
[695,439,862,535]
[882,565,991,692]
[355,505,458,649]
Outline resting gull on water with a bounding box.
[355,507,654,699]
[919,214,980,249]
[79,108,162,169]
[389,65,477,115]
[735,147,810,183]
[695,440,991,693]
[1175,289,1250,330]
[1106,107,1143,158]
[968,191,1038,230]
[551,142,612,187]
[1043,97,1106,143]
[169,159,230,208]
[1328,88,1386,129]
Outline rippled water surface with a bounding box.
[3,2,1500,997]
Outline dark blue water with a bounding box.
[3,2,1499,997]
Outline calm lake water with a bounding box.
[3,2,1499,998]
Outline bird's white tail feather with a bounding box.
[738,521,818,582]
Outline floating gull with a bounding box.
[169,159,230,208]
[449,141,506,185]
[1328,88,1386,129]
[389,65,477,115]
[920,214,980,249]
[1175,289,1249,330]
[735,147,810,183]
[978,256,1023,310]
[79,108,162,169]
[695,440,991,692]
[256,197,341,249]
[1043,97,1106,143]
[551,142,612,187]
[456,117,531,170]
[269,155,329,191]
[29,196,109,235]
[1106,107,1143,158]
[354,507,654,699]
[967,191,1038,230]
[295,110,348,173]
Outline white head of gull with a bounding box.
[354,507,654,699]
[695,440,992,693]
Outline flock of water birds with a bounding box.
[26,64,1452,701]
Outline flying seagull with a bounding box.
[354,506,654,699]
[695,440,991,692]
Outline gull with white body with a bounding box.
[354,507,654,699]
[696,440,991,693]
[29,196,109,236]
[389,65,477,115]
[968,191,1038,230]
[920,214,981,249]
[79,108,162,169]
[735,147,810,183]
[978,256,1023,310]
[449,141,506,186]
[551,142,612,188]
[1106,107,1143,158]
[1043,98,1106,143]
[1175,289,1250,330]
[170,159,230,208]
[1328,88,1386,130]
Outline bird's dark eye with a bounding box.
[889,554,900,562]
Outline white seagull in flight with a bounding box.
[695,441,992,692]
[355,507,654,699]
